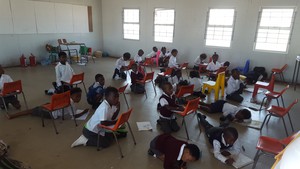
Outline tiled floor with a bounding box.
[0,57,299,169]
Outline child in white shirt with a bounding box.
[134,49,144,64]
[193,53,207,70]
[189,71,206,99]
[112,52,131,80]
[159,47,170,67]
[206,52,221,72]
[146,46,158,58]
[226,69,246,103]
[168,49,180,69]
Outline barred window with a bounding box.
[123,9,139,40]
[154,8,175,43]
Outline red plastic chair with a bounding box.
[42,91,77,134]
[252,132,299,169]
[141,58,153,72]
[151,50,161,67]
[158,67,173,77]
[176,85,194,98]
[136,72,156,98]
[251,73,276,100]
[0,80,28,119]
[63,73,87,94]
[259,85,289,112]
[97,108,136,158]
[180,62,189,78]
[260,99,297,136]
[176,97,201,140]
[118,84,129,110]
[272,64,288,82]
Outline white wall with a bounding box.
[101,0,300,82]
[0,0,103,66]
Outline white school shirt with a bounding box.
[189,77,202,92]
[115,57,129,70]
[206,61,221,71]
[226,76,242,95]
[222,103,252,122]
[55,62,74,86]
[159,52,166,58]
[146,51,157,58]
[213,134,241,163]
[51,99,76,119]
[85,100,117,134]
[194,56,201,66]
[0,74,13,90]
[134,54,143,64]
[168,55,179,68]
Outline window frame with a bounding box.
[204,8,237,48]
[153,8,175,43]
[122,8,140,41]
[253,7,296,54]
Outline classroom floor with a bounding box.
[0,57,299,169]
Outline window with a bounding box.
[205,9,235,48]
[154,8,175,43]
[254,8,295,53]
[123,9,139,40]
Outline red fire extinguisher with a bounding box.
[20,54,27,67]
[29,53,36,66]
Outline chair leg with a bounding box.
[260,114,270,131]
[41,109,45,127]
[1,97,10,118]
[281,96,285,108]
[282,117,289,136]
[266,114,272,125]
[50,111,59,134]
[113,132,124,158]
[62,108,65,121]
[123,93,129,110]
[287,113,294,132]
[82,82,88,95]
[152,81,157,95]
[21,92,29,110]
[97,132,101,151]
[276,98,280,107]
[259,97,267,112]
[182,118,190,140]
[70,106,78,127]
[252,150,261,169]
[127,122,136,145]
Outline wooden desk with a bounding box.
[59,42,86,63]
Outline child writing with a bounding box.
[189,71,206,99]
[87,74,106,109]
[226,69,246,103]
[130,63,145,94]
[157,82,184,133]
[134,49,144,65]
[193,53,207,70]
[0,65,21,110]
[71,87,125,148]
[199,100,252,123]
[52,52,75,94]
[112,52,131,80]
[148,134,201,169]
[198,113,241,166]
[146,46,158,58]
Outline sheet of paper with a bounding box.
[235,120,262,130]
[232,153,254,169]
[136,121,153,131]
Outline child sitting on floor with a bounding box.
[198,113,241,166]
[157,82,184,133]
[71,87,126,148]
[159,47,170,67]
[226,69,246,103]
[189,70,206,99]
[112,52,131,80]
[134,49,144,65]
[199,100,251,123]
[148,134,201,169]
[130,63,145,94]
[87,74,106,109]
[193,53,207,70]
[206,52,221,72]
[0,65,21,110]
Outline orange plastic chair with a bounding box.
[124,60,135,79]
[252,73,276,99]
[141,58,153,72]
[180,62,189,78]
[157,67,173,77]
[136,72,156,98]
[0,80,28,118]
[42,91,77,134]
[151,50,161,67]
[176,97,201,140]
[202,72,225,101]
[260,99,297,136]
[118,84,129,110]
[63,73,87,94]
[176,85,194,99]
[252,132,299,169]
[97,108,136,158]
[259,85,289,112]
[272,64,288,82]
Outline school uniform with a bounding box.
[159,52,168,67]
[149,134,187,169]
[147,51,157,58]
[87,82,106,109]
[130,70,145,93]
[112,57,129,79]
[168,55,179,68]
[158,93,180,133]
[189,77,206,98]
[134,54,143,64]
[226,76,245,103]
[206,61,221,72]
[194,56,202,69]
[52,62,74,93]
[83,100,117,147]
[0,74,19,108]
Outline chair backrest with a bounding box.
[127,60,135,70]
[280,64,288,72]
[58,39,63,44]
[243,59,250,74]
[70,73,84,85]
[268,73,276,91]
[181,62,189,69]
[216,66,227,75]
[164,68,174,76]
[118,84,128,93]
[50,91,71,110]
[112,108,133,130]
[176,85,194,98]
[179,97,200,116]
[1,80,23,96]
[281,131,300,145]
[144,58,153,65]
[144,72,154,82]
[216,72,225,87]
[284,99,298,114]
[62,39,67,43]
